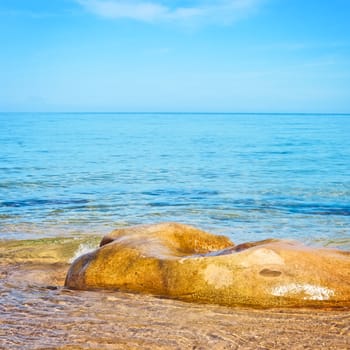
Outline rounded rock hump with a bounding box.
[99,222,234,257]
[65,222,350,308]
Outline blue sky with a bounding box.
[0,0,350,113]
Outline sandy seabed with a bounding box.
[0,263,349,350]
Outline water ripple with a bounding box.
[0,113,349,245]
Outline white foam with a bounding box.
[70,243,96,263]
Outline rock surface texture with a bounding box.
[65,222,350,308]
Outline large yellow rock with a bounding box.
[65,222,350,308]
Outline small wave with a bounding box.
[283,203,350,216]
[1,198,89,208]
[70,242,97,263]
[142,189,220,197]
[228,198,350,216]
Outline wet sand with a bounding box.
[1,261,349,350]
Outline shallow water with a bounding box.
[1,113,350,348]
[1,260,349,350]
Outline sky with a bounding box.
[0,0,350,113]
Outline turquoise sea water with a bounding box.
[1,113,349,248]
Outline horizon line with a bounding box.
[1,111,350,116]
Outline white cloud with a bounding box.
[76,1,167,21]
[76,0,265,24]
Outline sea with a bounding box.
[1,112,350,246]
[0,113,349,349]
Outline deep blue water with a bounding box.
[0,113,349,248]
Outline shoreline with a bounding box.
[1,262,349,349]
[1,237,349,349]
